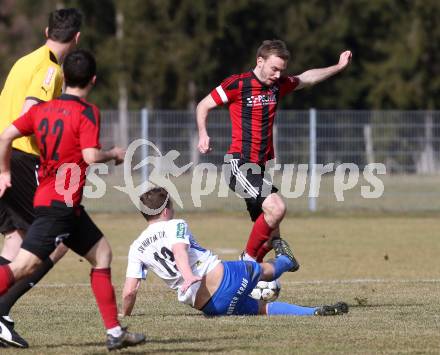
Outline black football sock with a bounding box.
[0,258,54,316]
[0,256,11,265]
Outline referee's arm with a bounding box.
[20,98,41,116]
[0,125,23,197]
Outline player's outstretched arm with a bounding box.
[196,95,218,154]
[82,146,125,165]
[0,125,23,197]
[295,50,352,90]
[121,277,141,317]
[172,243,202,293]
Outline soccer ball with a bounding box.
[249,279,281,302]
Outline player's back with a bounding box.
[13,93,101,207]
[128,219,220,293]
[0,45,63,154]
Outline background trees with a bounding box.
[1,0,440,110]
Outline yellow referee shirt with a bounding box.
[0,45,63,155]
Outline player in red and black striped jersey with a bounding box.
[209,71,299,165]
[0,50,145,350]
[197,39,351,264]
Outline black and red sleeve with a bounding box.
[210,74,241,105]
[12,108,36,136]
[79,104,101,150]
[279,76,300,98]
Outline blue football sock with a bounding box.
[267,301,317,316]
[272,255,293,279]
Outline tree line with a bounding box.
[1,0,440,110]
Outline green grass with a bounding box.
[1,213,440,354]
[83,172,440,214]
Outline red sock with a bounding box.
[245,214,274,259]
[90,268,120,329]
[0,265,15,295]
[255,241,273,263]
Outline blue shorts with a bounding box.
[201,260,261,316]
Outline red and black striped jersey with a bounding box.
[210,71,299,164]
[13,94,101,207]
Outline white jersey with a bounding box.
[126,219,221,307]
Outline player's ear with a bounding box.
[91,75,97,86]
[163,206,173,219]
[45,27,49,39]
[256,56,264,67]
[74,32,81,45]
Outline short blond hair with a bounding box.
[256,40,290,61]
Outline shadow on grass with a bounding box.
[34,335,238,351]
[349,303,425,308]
[129,312,204,317]
[86,348,248,355]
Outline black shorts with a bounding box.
[21,205,103,260]
[227,159,278,221]
[0,149,38,234]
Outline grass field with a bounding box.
[83,172,440,214]
[1,212,439,354]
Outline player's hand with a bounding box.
[0,172,11,198]
[338,50,352,70]
[197,134,212,154]
[111,146,126,165]
[180,275,202,293]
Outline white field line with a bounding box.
[281,279,440,285]
[37,278,440,288]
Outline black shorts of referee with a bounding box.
[0,149,38,235]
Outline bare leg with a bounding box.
[1,230,25,261]
[0,244,68,317]
[9,249,42,281]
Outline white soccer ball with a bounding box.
[249,279,281,302]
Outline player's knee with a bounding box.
[2,231,24,258]
[93,238,112,268]
[10,258,40,280]
[259,262,276,281]
[274,202,286,221]
[25,262,40,276]
[262,194,286,222]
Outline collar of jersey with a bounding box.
[250,70,271,89]
[44,44,60,64]
[59,93,82,102]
